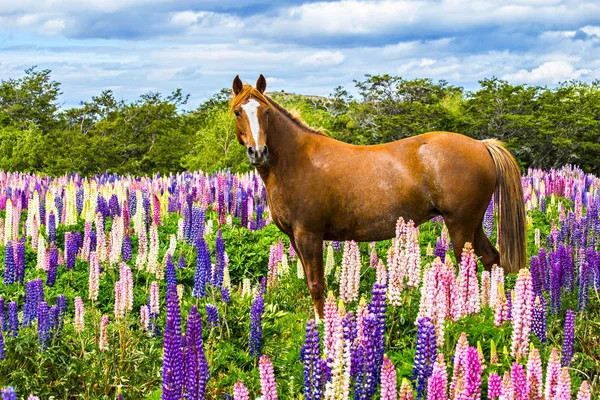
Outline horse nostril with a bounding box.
[247,147,255,157]
[262,146,269,158]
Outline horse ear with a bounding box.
[232,75,243,96]
[256,74,267,94]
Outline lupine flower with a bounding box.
[220,287,231,303]
[399,378,414,400]
[14,239,25,284]
[184,304,209,400]
[99,315,109,351]
[177,252,186,269]
[380,355,397,400]
[47,243,58,287]
[325,310,351,400]
[8,301,18,338]
[531,296,547,344]
[576,381,591,400]
[65,232,76,270]
[213,229,225,287]
[1,387,16,400]
[259,355,278,400]
[0,329,4,359]
[0,297,4,331]
[452,243,480,320]
[555,368,571,400]
[166,253,177,287]
[561,309,575,367]
[511,362,528,400]
[501,372,513,399]
[193,236,211,298]
[88,252,100,301]
[340,241,361,303]
[122,234,132,262]
[493,283,508,327]
[489,265,504,309]
[370,247,378,269]
[3,241,14,285]
[74,297,85,334]
[233,381,250,400]
[480,271,491,308]
[324,292,342,361]
[162,284,183,400]
[140,305,150,331]
[526,346,543,400]
[206,304,219,328]
[460,347,482,399]
[427,354,448,400]
[413,317,437,400]
[487,372,502,399]
[511,268,533,361]
[37,301,49,351]
[301,319,325,400]
[324,243,335,276]
[449,333,469,399]
[249,292,264,358]
[544,348,561,400]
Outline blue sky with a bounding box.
[1,0,599,109]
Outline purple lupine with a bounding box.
[65,232,76,271]
[434,237,446,262]
[561,309,575,367]
[0,328,4,359]
[48,305,59,336]
[76,187,84,214]
[213,229,225,287]
[539,248,549,292]
[355,314,378,400]
[260,277,267,295]
[206,304,219,328]
[551,260,562,314]
[531,296,547,344]
[7,301,18,338]
[484,198,494,237]
[184,305,209,400]
[48,211,56,243]
[301,319,324,400]
[332,240,342,252]
[343,312,359,378]
[177,252,186,269]
[507,290,512,321]
[166,253,177,287]
[162,284,183,400]
[193,236,211,298]
[220,287,231,304]
[250,293,264,357]
[0,297,5,331]
[368,282,387,383]
[412,317,437,400]
[23,280,36,327]
[578,247,593,311]
[1,387,16,400]
[3,241,15,285]
[47,243,58,287]
[37,301,49,351]
[14,239,25,284]
[530,256,542,296]
[122,235,132,262]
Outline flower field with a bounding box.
[0,166,598,399]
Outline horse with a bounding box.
[230,74,526,318]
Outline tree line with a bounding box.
[1,68,598,176]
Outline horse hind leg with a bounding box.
[473,224,500,271]
[292,228,326,320]
[443,215,478,267]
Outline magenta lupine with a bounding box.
[461,347,482,400]
[452,243,480,321]
[576,381,591,400]
[526,347,543,400]
[544,348,561,400]
[259,355,278,400]
[555,368,571,400]
[511,362,528,400]
[511,268,533,361]
[380,355,397,400]
[487,372,502,399]
[99,315,109,351]
[233,381,250,400]
[427,354,448,400]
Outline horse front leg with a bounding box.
[293,229,325,320]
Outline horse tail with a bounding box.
[483,139,526,274]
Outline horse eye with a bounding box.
[234,110,241,117]
[265,109,271,115]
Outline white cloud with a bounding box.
[503,61,590,83]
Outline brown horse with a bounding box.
[230,74,526,317]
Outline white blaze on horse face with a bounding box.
[241,99,261,147]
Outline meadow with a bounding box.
[0,165,598,399]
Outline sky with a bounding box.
[1,0,599,109]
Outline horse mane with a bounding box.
[230,84,326,136]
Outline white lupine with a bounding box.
[324,243,335,276]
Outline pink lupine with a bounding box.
[380,355,397,400]
[399,378,414,400]
[449,333,469,399]
[74,297,85,333]
[555,368,571,400]
[136,222,147,269]
[324,292,342,361]
[452,243,480,321]
[544,348,561,400]
[576,381,591,400]
[427,354,448,400]
[370,247,378,269]
[405,224,422,287]
[114,280,125,319]
[489,265,504,308]
[140,305,150,331]
[526,347,543,400]
[119,263,133,312]
[418,257,454,347]
[480,271,490,308]
[259,355,278,400]
[511,268,533,361]
[501,372,513,399]
[82,221,92,261]
[96,212,107,262]
[99,315,109,351]
[324,317,351,400]
[493,282,508,327]
[487,372,502,399]
[149,281,160,315]
[376,259,387,286]
[267,244,279,288]
[233,381,250,400]
[340,241,361,303]
[511,362,528,400]
[88,252,100,301]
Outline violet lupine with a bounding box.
[3,241,15,285]
[193,236,211,298]
[65,232,76,271]
[561,309,575,367]
[340,240,361,303]
[576,381,591,400]
[1,387,16,400]
[544,348,561,400]
[206,304,219,328]
[427,354,448,400]
[301,319,324,400]
[220,287,231,303]
[14,239,25,284]
[526,347,543,400]
[484,199,494,237]
[165,253,177,287]
[0,297,4,331]
[380,355,397,400]
[551,259,562,314]
[412,317,437,400]
[355,314,378,399]
[74,297,85,334]
[213,229,226,287]
[452,243,480,321]
[99,315,109,351]
[162,284,183,400]
[510,268,533,361]
[233,381,250,400]
[487,372,502,399]
[0,329,4,360]
[259,355,278,400]
[250,292,264,358]
[368,282,387,375]
[46,243,58,287]
[531,296,547,344]
[37,301,49,351]
[177,252,186,269]
[184,304,209,400]
[555,368,571,400]
[122,234,132,262]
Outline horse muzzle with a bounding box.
[248,145,269,165]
